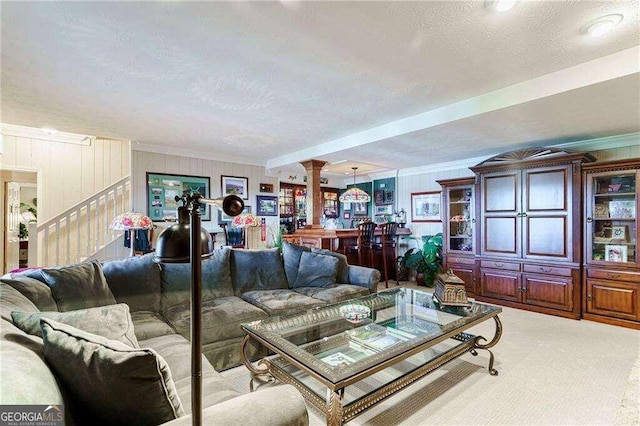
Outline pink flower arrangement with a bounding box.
[110,212,153,230]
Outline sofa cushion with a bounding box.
[0,275,58,312]
[40,260,117,312]
[102,253,162,313]
[11,303,139,348]
[231,248,288,295]
[130,311,177,341]
[141,334,241,412]
[41,318,185,425]
[294,284,370,303]
[241,289,324,316]
[161,248,234,310]
[282,242,311,287]
[292,251,339,288]
[311,248,350,283]
[163,296,268,344]
[0,283,39,322]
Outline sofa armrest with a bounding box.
[348,265,380,293]
[161,384,309,426]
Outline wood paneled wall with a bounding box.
[1,135,130,222]
[132,150,280,249]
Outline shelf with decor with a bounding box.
[583,159,640,329]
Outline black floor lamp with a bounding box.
[154,193,244,426]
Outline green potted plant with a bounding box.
[402,233,443,287]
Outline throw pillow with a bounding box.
[40,260,117,311]
[292,251,339,288]
[101,253,162,313]
[41,318,185,426]
[282,242,311,287]
[1,275,58,311]
[231,248,288,295]
[311,248,350,283]
[11,303,139,348]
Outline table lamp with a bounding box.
[153,193,244,426]
[109,211,154,257]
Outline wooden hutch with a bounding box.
[470,148,595,320]
[582,159,640,329]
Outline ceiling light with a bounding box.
[339,167,371,203]
[495,0,518,12]
[485,0,519,12]
[584,14,623,38]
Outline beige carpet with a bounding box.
[222,303,640,425]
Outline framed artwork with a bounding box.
[256,195,278,216]
[374,190,384,205]
[375,205,393,215]
[221,175,249,200]
[259,183,273,193]
[219,205,251,223]
[384,190,394,204]
[146,173,211,221]
[353,202,368,215]
[343,212,351,220]
[411,191,441,222]
[605,244,628,262]
[611,225,628,241]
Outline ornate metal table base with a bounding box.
[241,315,502,426]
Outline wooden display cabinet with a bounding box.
[322,188,339,219]
[582,159,640,329]
[471,148,595,319]
[437,177,477,295]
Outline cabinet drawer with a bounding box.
[523,264,573,277]
[587,269,640,283]
[481,260,520,271]
[448,257,475,266]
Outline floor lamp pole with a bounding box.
[189,203,202,426]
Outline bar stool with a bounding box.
[375,222,398,287]
[343,221,376,267]
[220,223,245,248]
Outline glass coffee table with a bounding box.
[241,288,502,426]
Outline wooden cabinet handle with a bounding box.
[540,267,552,273]
[587,294,593,301]
[495,263,504,268]
[607,273,621,279]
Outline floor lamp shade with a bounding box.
[154,207,213,263]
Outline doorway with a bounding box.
[1,170,38,274]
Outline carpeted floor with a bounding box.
[222,289,640,425]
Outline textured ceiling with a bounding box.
[1,1,639,179]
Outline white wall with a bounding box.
[132,150,280,249]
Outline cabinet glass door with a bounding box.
[447,186,474,253]
[589,172,637,265]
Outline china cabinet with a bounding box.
[322,188,339,219]
[279,184,339,232]
[471,148,595,319]
[437,177,477,295]
[582,159,640,329]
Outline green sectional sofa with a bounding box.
[0,242,380,425]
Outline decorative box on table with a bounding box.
[433,269,471,307]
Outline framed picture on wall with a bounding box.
[256,195,278,216]
[146,173,211,221]
[221,175,249,200]
[411,191,441,222]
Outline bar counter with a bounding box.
[282,226,412,279]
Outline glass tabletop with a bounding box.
[242,287,501,384]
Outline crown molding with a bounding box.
[1,123,95,145]
[133,141,267,168]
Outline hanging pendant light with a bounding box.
[339,167,371,203]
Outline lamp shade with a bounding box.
[154,207,213,263]
[110,211,153,230]
[339,187,371,203]
[231,212,260,228]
